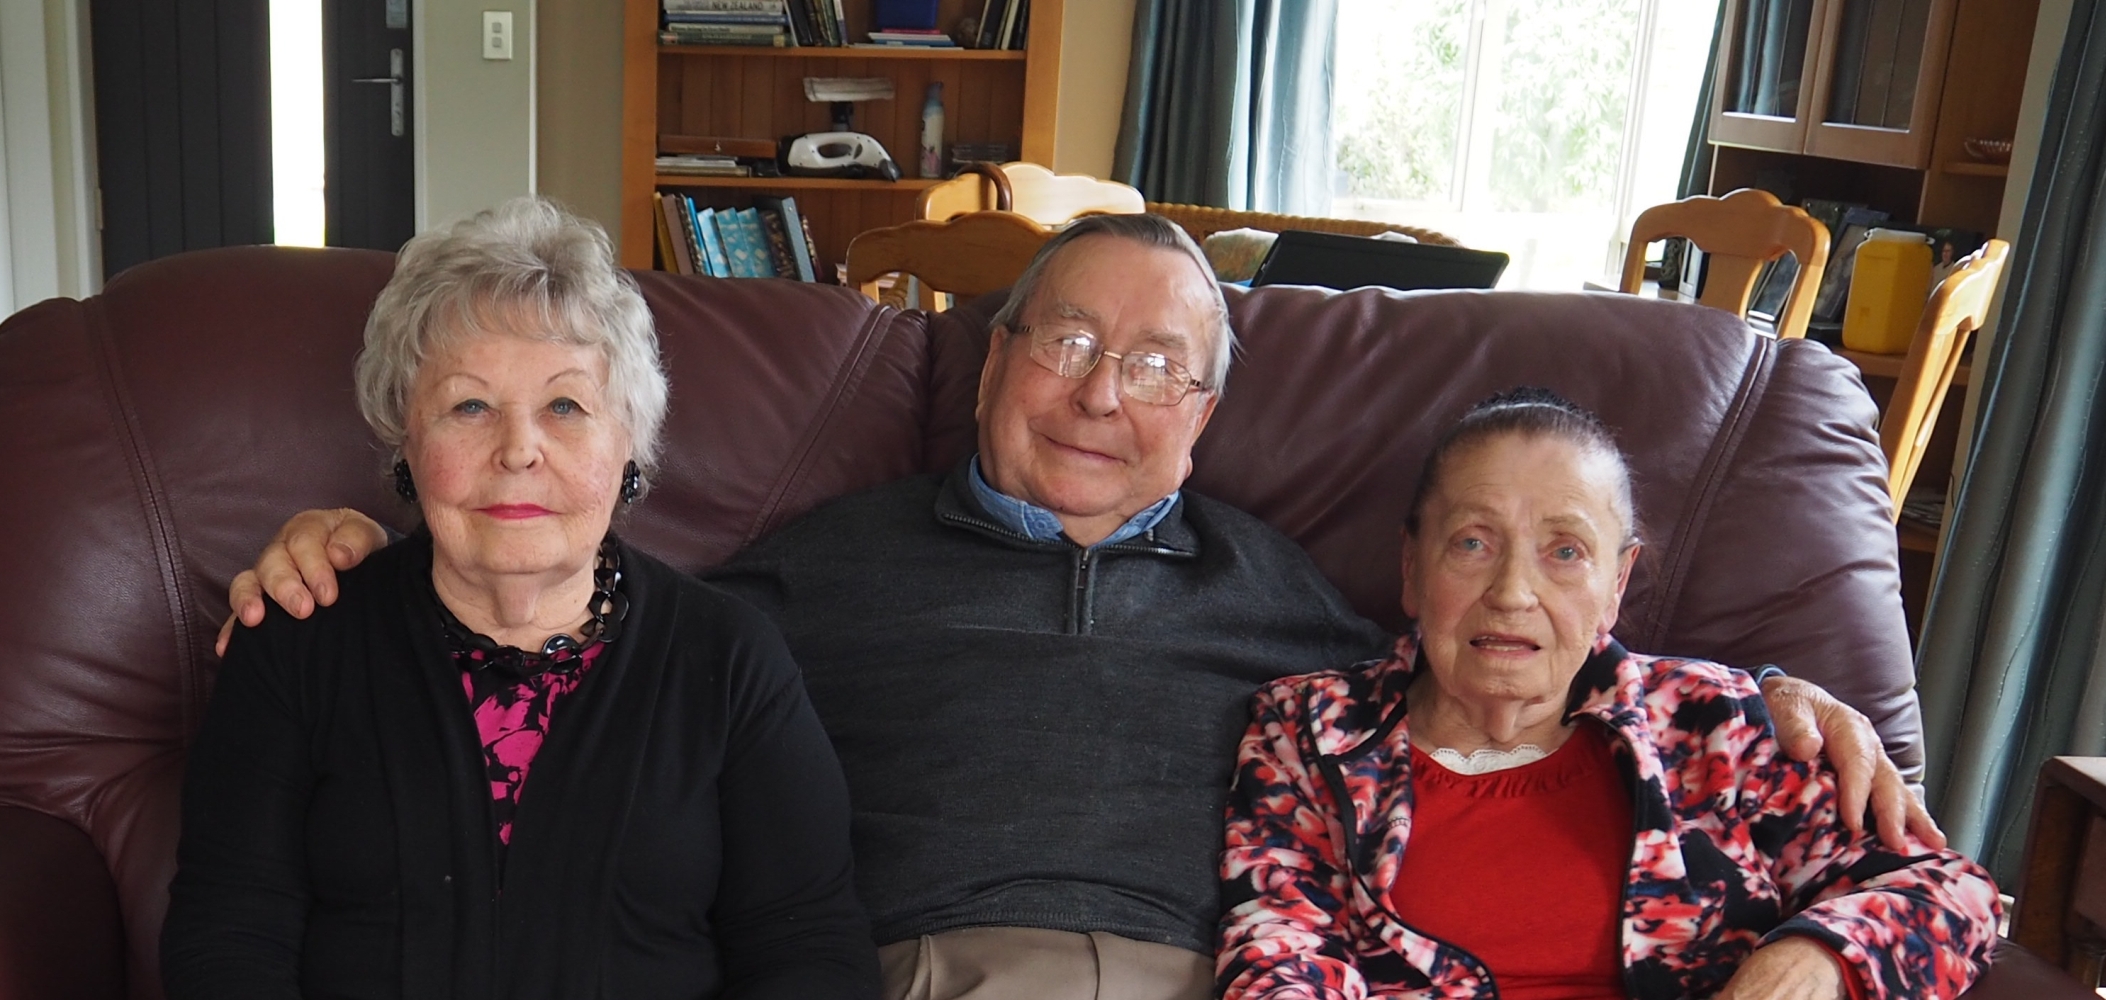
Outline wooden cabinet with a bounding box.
[1712,0,1958,169]
[616,0,1065,271]
[1708,0,2035,236]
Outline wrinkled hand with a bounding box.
[1762,674,1945,851]
[1713,936,1848,1000]
[214,508,389,656]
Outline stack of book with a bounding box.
[661,0,791,47]
[861,28,955,47]
[655,192,825,282]
[973,0,1030,49]
[786,0,851,46]
[655,154,753,177]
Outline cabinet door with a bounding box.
[1802,0,1959,167]
[1709,0,1830,153]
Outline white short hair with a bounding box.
[354,196,670,478]
[989,213,1237,393]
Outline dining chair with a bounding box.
[1880,239,2010,525]
[1619,188,1831,339]
[916,162,1146,225]
[844,210,1056,311]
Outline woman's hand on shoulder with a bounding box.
[1760,674,1946,851]
[1714,936,1851,1000]
[215,508,390,656]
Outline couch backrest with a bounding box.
[0,247,934,998]
[0,247,1916,998]
[929,284,1918,765]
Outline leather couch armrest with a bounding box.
[0,805,125,1000]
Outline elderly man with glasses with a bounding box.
[224,212,1930,1000]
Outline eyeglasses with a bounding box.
[1012,325,1210,406]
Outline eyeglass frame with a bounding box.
[1004,323,1213,406]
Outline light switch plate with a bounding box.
[482,11,513,60]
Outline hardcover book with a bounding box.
[695,206,733,277]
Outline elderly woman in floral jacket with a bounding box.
[1217,389,1998,1000]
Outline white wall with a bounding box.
[1051,0,1136,178]
[416,0,539,227]
[535,0,622,233]
[0,0,100,317]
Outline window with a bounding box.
[1331,0,1721,290]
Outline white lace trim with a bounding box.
[1426,744,1550,775]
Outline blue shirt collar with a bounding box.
[967,454,1180,548]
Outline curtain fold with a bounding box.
[1918,0,2106,878]
[1113,0,1338,214]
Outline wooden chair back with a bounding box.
[1879,239,2010,522]
[844,210,1055,310]
[1619,188,1832,339]
[916,162,1145,225]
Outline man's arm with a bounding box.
[215,509,389,656]
[1758,675,1944,851]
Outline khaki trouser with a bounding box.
[878,926,1213,1000]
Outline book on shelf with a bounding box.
[695,206,733,277]
[664,0,784,11]
[864,29,955,46]
[715,209,772,278]
[656,154,754,176]
[666,12,790,25]
[656,191,829,281]
[974,0,1028,49]
[683,201,711,274]
[756,206,800,277]
[755,196,818,281]
[655,195,693,275]
[661,22,788,45]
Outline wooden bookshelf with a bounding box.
[619,0,1065,272]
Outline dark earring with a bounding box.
[393,459,417,502]
[620,461,643,504]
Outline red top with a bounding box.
[1390,722,1632,1000]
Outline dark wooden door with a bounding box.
[90,0,274,280]
[325,0,415,250]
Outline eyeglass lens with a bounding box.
[1028,329,1194,405]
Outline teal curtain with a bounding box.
[1113,0,1338,214]
[1919,0,2106,879]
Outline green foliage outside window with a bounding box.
[1334,0,1641,213]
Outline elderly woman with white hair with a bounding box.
[161,198,879,1000]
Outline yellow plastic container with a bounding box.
[1842,229,1935,354]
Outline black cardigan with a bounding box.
[162,532,878,1000]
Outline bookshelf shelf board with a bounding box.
[655,174,945,191]
[1941,160,2010,178]
[658,44,1026,61]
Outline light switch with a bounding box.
[483,11,513,60]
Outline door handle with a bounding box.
[352,49,406,137]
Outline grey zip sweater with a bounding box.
[706,462,1392,954]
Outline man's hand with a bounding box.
[214,508,390,656]
[1713,936,1849,1000]
[1762,674,1946,851]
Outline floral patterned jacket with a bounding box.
[1217,635,2000,1000]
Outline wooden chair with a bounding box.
[1619,188,1831,339]
[844,210,1055,311]
[1879,239,2010,524]
[917,162,1146,225]
[917,161,1466,248]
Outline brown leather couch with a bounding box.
[0,246,2078,998]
